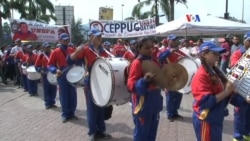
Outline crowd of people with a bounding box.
[1,30,250,141]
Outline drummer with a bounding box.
[230,33,250,141]
[158,34,185,122]
[24,45,38,96]
[16,43,28,92]
[35,42,57,109]
[127,37,163,141]
[68,28,112,141]
[123,39,138,63]
[47,33,78,123]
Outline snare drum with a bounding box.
[90,57,130,107]
[177,57,198,94]
[21,64,27,75]
[66,66,85,87]
[26,66,41,80]
[47,72,57,85]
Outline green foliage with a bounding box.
[70,19,84,45]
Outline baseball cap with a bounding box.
[104,41,111,46]
[42,42,49,47]
[44,43,51,48]
[21,43,27,47]
[167,34,177,40]
[59,33,70,40]
[130,40,136,44]
[27,44,33,49]
[200,41,226,53]
[244,32,250,39]
[88,28,103,36]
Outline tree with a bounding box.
[70,19,84,45]
[131,0,187,25]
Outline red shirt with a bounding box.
[152,46,159,61]
[230,49,242,67]
[24,53,38,66]
[220,42,231,61]
[112,45,127,57]
[123,50,136,63]
[16,50,25,62]
[191,66,224,119]
[47,47,75,69]
[77,46,109,68]
[13,31,38,41]
[35,53,50,69]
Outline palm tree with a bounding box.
[17,0,56,23]
[131,0,187,25]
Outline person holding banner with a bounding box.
[47,33,78,123]
[68,28,112,141]
[13,22,38,41]
[35,42,57,110]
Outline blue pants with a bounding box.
[233,103,250,140]
[42,74,57,107]
[133,113,160,141]
[219,60,229,74]
[22,74,28,91]
[84,77,106,135]
[27,79,38,95]
[193,113,223,141]
[166,91,183,118]
[57,73,77,118]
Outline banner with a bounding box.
[89,18,156,38]
[9,19,71,43]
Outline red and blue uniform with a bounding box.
[191,66,229,141]
[47,45,77,119]
[127,55,163,141]
[158,48,185,119]
[67,45,109,136]
[112,44,126,57]
[230,46,250,141]
[24,52,38,96]
[35,53,57,108]
[16,50,28,91]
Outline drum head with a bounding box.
[26,66,36,72]
[177,57,198,94]
[90,58,113,107]
[66,66,85,83]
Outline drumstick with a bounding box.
[103,48,115,58]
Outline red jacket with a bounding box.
[230,48,244,67]
[35,53,50,72]
[112,45,126,57]
[24,53,38,66]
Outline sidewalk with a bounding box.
[0,82,234,141]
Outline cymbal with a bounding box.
[161,63,188,91]
[141,60,167,89]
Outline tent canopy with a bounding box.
[156,14,250,36]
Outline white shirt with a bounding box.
[10,46,22,55]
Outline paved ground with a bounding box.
[0,81,235,141]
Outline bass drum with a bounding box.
[90,57,130,107]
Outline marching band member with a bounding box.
[230,33,250,141]
[16,43,28,92]
[123,39,138,63]
[112,38,127,57]
[191,42,234,141]
[47,33,78,123]
[158,34,185,122]
[68,28,112,141]
[35,42,57,110]
[103,41,112,52]
[127,37,163,141]
[24,45,38,96]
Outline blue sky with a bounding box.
[7,0,250,24]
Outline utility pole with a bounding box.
[63,7,66,25]
[242,0,244,23]
[155,0,159,26]
[224,0,229,19]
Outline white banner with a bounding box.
[9,19,71,43]
[89,18,156,38]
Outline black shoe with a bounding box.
[69,115,78,120]
[45,106,50,110]
[50,105,57,108]
[3,82,7,85]
[168,117,175,122]
[174,114,183,119]
[96,132,112,139]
